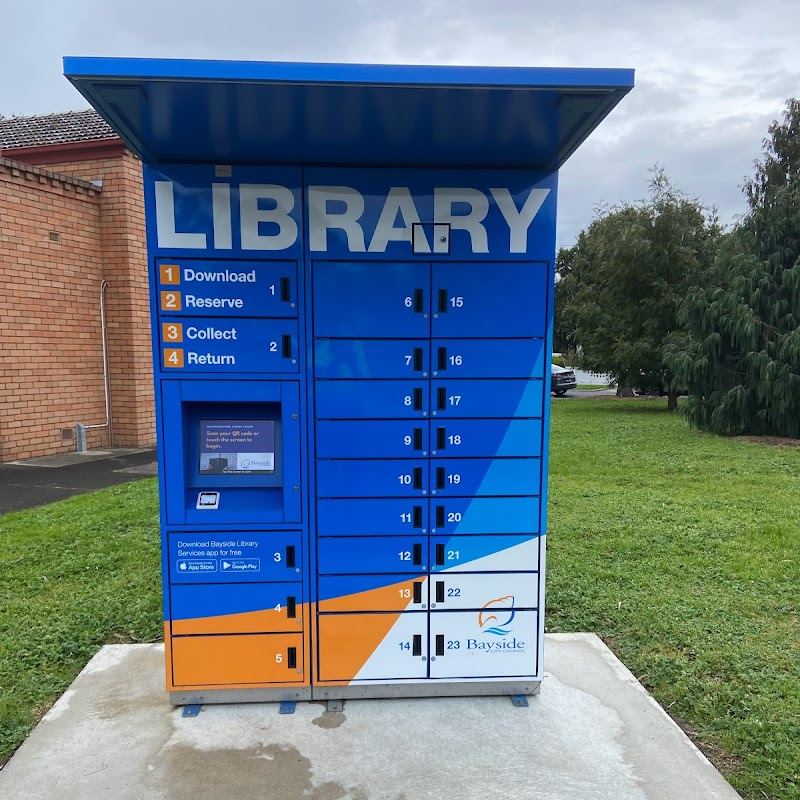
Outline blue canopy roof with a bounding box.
[64,57,633,170]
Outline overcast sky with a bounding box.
[2,0,798,246]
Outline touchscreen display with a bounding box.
[198,420,276,475]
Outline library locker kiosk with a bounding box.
[65,57,633,703]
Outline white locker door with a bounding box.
[429,610,539,679]
[429,572,539,611]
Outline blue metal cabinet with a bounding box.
[317,499,429,536]
[314,339,429,379]
[431,263,547,338]
[315,421,428,459]
[429,419,543,458]
[160,317,299,373]
[429,534,540,573]
[318,536,428,574]
[312,261,430,338]
[429,458,541,497]
[168,531,302,583]
[315,380,429,419]
[431,339,544,379]
[431,379,544,418]
[430,497,540,534]
[316,459,428,498]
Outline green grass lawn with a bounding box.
[1,400,798,798]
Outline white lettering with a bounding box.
[433,188,489,253]
[308,186,366,252]
[184,269,256,283]
[186,327,237,340]
[184,296,244,309]
[212,183,233,249]
[187,352,236,365]
[154,182,207,249]
[368,187,424,253]
[240,184,297,251]
[490,187,550,253]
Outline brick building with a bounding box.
[0,110,154,462]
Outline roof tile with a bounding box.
[0,109,117,150]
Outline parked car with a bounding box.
[551,364,577,395]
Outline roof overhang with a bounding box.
[64,57,634,170]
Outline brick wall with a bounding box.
[0,158,108,461]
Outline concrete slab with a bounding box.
[0,634,741,800]
[7,447,152,468]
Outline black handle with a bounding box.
[287,646,297,669]
[280,276,291,302]
[436,427,446,450]
[436,467,445,490]
[413,427,423,451]
[438,347,447,371]
[413,387,423,411]
[413,467,423,490]
[413,543,423,565]
[413,347,423,372]
[413,289,424,313]
[413,634,422,657]
[436,580,445,603]
[286,596,296,618]
[285,545,296,568]
[435,634,445,656]
[435,543,445,566]
[437,387,446,410]
[435,505,445,528]
[438,288,448,313]
[413,581,422,604]
[413,506,423,528]
[281,334,292,358]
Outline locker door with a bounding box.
[316,421,428,459]
[429,610,538,678]
[318,536,428,574]
[430,535,540,573]
[429,573,538,611]
[430,458,541,497]
[431,263,547,338]
[317,499,429,536]
[430,419,543,458]
[317,460,428,498]
[431,497,540,535]
[314,339,430,379]
[313,262,430,337]
[431,379,544,418]
[431,339,544,379]
[319,574,428,612]
[316,380,429,419]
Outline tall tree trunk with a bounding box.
[616,384,634,397]
[667,391,678,411]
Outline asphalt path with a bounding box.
[552,388,617,399]
[0,449,157,515]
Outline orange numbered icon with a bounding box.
[159,264,181,285]
[160,290,182,311]
[162,322,183,342]
[163,348,185,368]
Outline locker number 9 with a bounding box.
[404,435,413,446]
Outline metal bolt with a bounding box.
[293,486,299,492]
[292,414,298,419]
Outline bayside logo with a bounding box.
[478,595,516,636]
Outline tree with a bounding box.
[556,168,721,409]
[666,99,800,436]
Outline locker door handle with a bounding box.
[412,506,423,528]
[413,427,423,451]
[412,581,422,604]
[280,277,291,302]
[413,388,423,411]
[413,289,424,313]
[437,387,446,410]
[435,634,445,656]
[435,580,445,603]
[285,545,296,568]
[281,334,292,358]
[412,543,423,565]
[435,543,445,566]
[437,347,447,370]
[413,467,423,490]
[413,347,423,372]
[286,596,297,618]
[438,288,448,313]
[436,427,446,450]
[435,505,445,528]
[412,634,422,657]
[287,647,297,669]
[436,467,445,490]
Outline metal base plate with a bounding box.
[169,687,312,706]
[312,680,541,700]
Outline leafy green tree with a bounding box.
[556,168,721,409]
[667,99,800,436]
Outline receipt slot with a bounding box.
[66,57,632,703]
